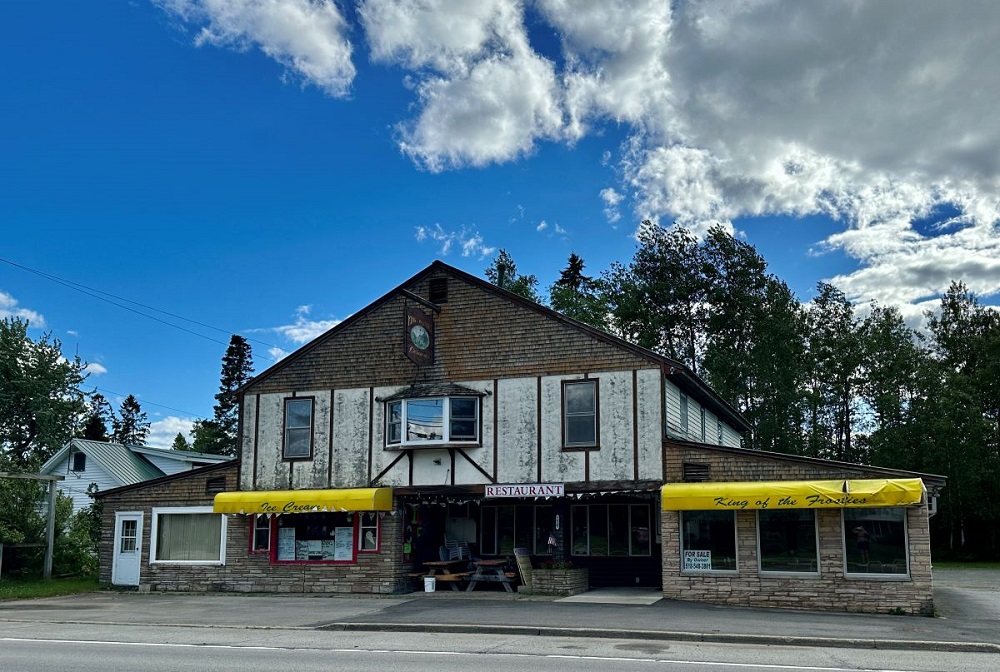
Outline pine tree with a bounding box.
[549,253,608,328]
[485,249,541,302]
[192,335,253,456]
[112,395,149,445]
[79,391,113,441]
[171,432,192,451]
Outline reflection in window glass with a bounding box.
[844,508,908,575]
[359,512,379,551]
[449,397,477,439]
[284,399,313,458]
[564,381,597,446]
[608,505,629,556]
[570,504,652,557]
[758,510,817,572]
[534,505,553,555]
[406,399,444,441]
[681,511,736,571]
[630,505,651,555]
[571,505,589,554]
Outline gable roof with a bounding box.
[39,438,232,487]
[242,260,751,431]
[93,459,238,499]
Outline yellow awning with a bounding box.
[213,487,393,514]
[661,478,925,511]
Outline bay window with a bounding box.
[386,396,479,446]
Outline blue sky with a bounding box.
[2,1,998,448]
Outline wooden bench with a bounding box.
[431,572,470,591]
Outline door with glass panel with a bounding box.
[112,512,143,586]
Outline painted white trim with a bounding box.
[111,511,143,586]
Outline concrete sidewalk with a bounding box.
[1,568,997,654]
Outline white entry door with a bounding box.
[112,512,143,586]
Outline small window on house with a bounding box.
[428,278,448,304]
[699,407,707,442]
[283,398,313,459]
[681,510,737,572]
[252,515,271,553]
[205,477,226,495]
[717,420,724,445]
[72,452,86,472]
[563,380,598,448]
[359,512,379,552]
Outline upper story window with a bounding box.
[71,452,86,472]
[563,379,598,448]
[283,398,313,459]
[386,396,479,446]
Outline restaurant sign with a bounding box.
[485,483,565,498]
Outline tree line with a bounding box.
[489,222,999,560]
[0,319,252,577]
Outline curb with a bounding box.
[319,622,1000,654]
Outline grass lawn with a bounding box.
[0,576,99,601]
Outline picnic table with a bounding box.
[466,558,515,592]
[422,559,471,591]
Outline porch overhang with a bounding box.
[213,487,393,514]
[660,478,925,511]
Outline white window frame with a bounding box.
[385,396,479,447]
[150,506,227,566]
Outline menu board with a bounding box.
[334,526,354,561]
[277,527,296,561]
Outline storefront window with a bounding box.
[274,512,356,563]
[681,510,736,571]
[481,504,555,555]
[571,504,652,557]
[758,509,817,573]
[844,508,908,575]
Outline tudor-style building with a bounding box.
[214,260,750,592]
[101,260,944,614]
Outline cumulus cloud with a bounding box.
[154,0,355,96]
[84,361,108,375]
[0,290,45,326]
[415,223,495,258]
[147,415,196,450]
[272,305,342,344]
[158,0,1000,315]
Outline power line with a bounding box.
[0,256,279,361]
[82,385,208,420]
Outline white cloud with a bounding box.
[0,290,45,326]
[272,305,342,344]
[158,0,1000,316]
[147,416,196,450]
[600,187,623,224]
[154,0,355,96]
[84,362,108,375]
[415,223,495,258]
[536,221,548,232]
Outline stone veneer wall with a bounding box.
[99,466,415,594]
[529,568,590,596]
[660,443,935,615]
